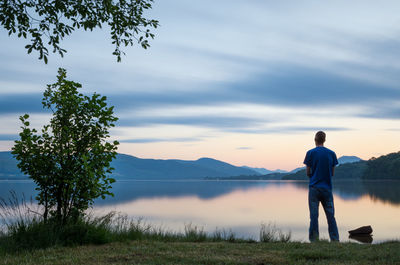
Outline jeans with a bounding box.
[308,186,339,242]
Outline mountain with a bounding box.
[241,166,272,175]
[0,150,386,181]
[242,166,288,175]
[290,166,305,173]
[181,157,260,176]
[338,156,362,164]
[0,151,25,178]
[111,155,260,179]
[221,155,366,181]
[0,152,259,180]
[241,166,270,175]
[273,169,288,173]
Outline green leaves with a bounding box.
[12,68,119,224]
[0,0,159,63]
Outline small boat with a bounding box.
[348,225,373,235]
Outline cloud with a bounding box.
[117,115,267,129]
[237,147,252,150]
[105,64,400,124]
[0,93,44,114]
[229,126,350,135]
[1,0,400,150]
[357,101,400,120]
[119,137,203,143]
[0,134,18,141]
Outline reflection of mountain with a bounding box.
[363,181,400,204]
[0,152,25,178]
[0,179,276,205]
[290,180,400,205]
[0,181,37,200]
[97,180,273,205]
[2,179,400,206]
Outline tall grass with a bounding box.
[259,222,292,243]
[212,228,238,242]
[0,191,42,232]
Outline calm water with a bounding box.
[1,179,400,243]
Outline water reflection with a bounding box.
[349,234,373,244]
[290,180,400,206]
[93,180,400,242]
[2,179,400,207]
[1,179,400,242]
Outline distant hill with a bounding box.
[242,166,273,175]
[283,155,363,180]
[218,155,366,181]
[241,166,287,175]
[290,166,305,173]
[363,152,400,180]
[338,156,361,164]
[282,155,364,181]
[287,155,362,174]
[282,161,368,181]
[111,155,260,179]
[2,150,396,181]
[0,152,260,180]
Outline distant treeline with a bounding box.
[205,173,284,181]
[281,161,368,181]
[363,152,400,179]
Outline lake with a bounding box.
[1,179,400,243]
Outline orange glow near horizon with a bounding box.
[1,114,399,171]
[115,126,400,171]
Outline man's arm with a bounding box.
[332,152,338,177]
[306,166,312,178]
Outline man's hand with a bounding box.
[306,166,312,178]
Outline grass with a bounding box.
[1,240,400,264]
[1,215,399,265]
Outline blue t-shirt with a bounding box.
[303,146,338,190]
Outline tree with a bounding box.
[12,68,119,223]
[0,0,159,63]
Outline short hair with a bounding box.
[315,131,326,144]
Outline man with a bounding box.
[304,131,339,242]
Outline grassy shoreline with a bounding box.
[1,240,400,265]
[1,204,399,264]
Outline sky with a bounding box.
[1,0,400,171]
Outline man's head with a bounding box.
[314,131,326,146]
